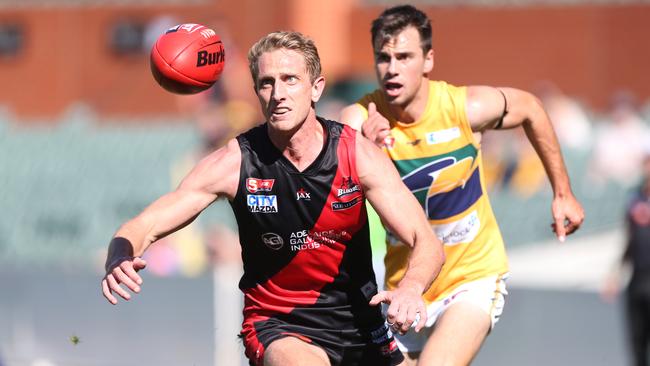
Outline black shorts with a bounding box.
[242,317,404,366]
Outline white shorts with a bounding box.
[394,273,509,353]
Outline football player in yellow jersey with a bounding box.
[340,5,585,366]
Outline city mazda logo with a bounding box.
[261,232,284,250]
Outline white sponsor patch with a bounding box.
[247,194,278,213]
[386,211,480,247]
[426,127,461,145]
[433,210,481,245]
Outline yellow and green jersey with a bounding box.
[356,80,508,303]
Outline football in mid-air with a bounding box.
[150,23,225,95]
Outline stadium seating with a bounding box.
[0,117,629,271]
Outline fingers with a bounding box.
[106,273,131,301]
[551,196,585,241]
[376,129,391,146]
[363,122,390,146]
[124,259,146,287]
[553,215,566,242]
[396,305,413,334]
[114,266,141,294]
[386,300,403,328]
[566,209,584,235]
[368,102,377,115]
[384,298,423,335]
[362,102,391,146]
[551,213,584,241]
[133,257,148,271]
[414,303,427,333]
[101,257,146,305]
[369,291,390,306]
[102,278,118,305]
[565,218,581,235]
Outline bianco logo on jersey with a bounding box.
[288,229,350,251]
[434,210,481,245]
[386,211,481,247]
[337,176,361,197]
[337,185,360,197]
[261,232,284,250]
[296,188,311,200]
[289,230,320,251]
[332,196,361,211]
[247,195,277,213]
[246,178,275,193]
[426,127,461,145]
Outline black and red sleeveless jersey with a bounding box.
[229,118,384,353]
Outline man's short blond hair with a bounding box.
[247,31,322,85]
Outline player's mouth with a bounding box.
[384,81,403,97]
[271,107,290,119]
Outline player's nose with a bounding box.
[387,57,398,75]
[272,81,288,101]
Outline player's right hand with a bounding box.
[101,256,147,305]
[550,193,584,242]
[369,285,428,335]
[361,102,391,147]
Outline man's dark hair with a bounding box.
[371,5,432,54]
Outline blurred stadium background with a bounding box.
[1,0,649,365]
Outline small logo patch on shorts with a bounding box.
[360,281,377,300]
[380,339,399,355]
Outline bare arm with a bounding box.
[101,138,241,304]
[356,134,445,333]
[467,86,585,241]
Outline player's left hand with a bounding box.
[369,284,427,335]
[362,102,391,147]
[550,193,585,242]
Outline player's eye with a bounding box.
[285,75,298,84]
[375,53,390,63]
[258,78,273,88]
[396,53,410,61]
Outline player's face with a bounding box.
[254,48,324,132]
[374,26,433,107]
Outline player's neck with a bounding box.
[269,112,325,171]
[390,78,430,124]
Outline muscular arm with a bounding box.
[102,138,241,304]
[356,134,445,332]
[467,86,585,240]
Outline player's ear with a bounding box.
[423,49,434,74]
[311,76,326,103]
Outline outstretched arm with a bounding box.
[356,134,445,334]
[101,138,241,304]
[467,86,585,241]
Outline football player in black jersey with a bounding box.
[102,31,444,366]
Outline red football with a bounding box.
[150,23,225,95]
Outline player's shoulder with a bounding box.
[340,104,367,130]
[430,80,466,99]
[355,88,385,109]
[237,122,267,143]
[200,138,241,170]
[177,137,241,198]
